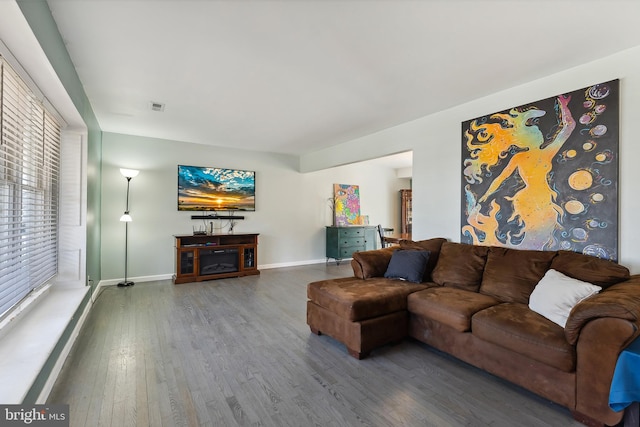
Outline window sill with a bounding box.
[0,282,89,403]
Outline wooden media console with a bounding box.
[174,233,259,284]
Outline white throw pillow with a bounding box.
[529,269,602,328]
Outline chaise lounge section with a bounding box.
[306,238,640,426]
[307,239,445,359]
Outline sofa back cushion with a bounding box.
[351,247,398,279]
[550,250,630,289]
[431,242,490,292]
[479,247,557,304]
[399,238,447,281]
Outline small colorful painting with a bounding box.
[334,184,361,226]
[461,79,619,260]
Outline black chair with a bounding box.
[377,224,387,248]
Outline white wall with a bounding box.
[101,132,408,281]
[301,45,640,273]
[103,46,640,278]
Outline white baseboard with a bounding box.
[100,261,346,287]
[259,258,334,270]
[100,262,345,284]
[99,273,174,287]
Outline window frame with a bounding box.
[0,55,61,320]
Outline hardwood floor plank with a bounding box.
[48,264,584,427]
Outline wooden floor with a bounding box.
[48,263,584,427]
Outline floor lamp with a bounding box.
[118,168,139,287]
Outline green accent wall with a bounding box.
[17,0,103,289]
[16,0,102,403]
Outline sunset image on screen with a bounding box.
[178,165,255,211]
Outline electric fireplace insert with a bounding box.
[199,248,239,275]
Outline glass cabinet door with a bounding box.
[401,189,412,235]
[244,247,255,268]
[179,249,195,275]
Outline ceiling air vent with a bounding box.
[149,101,165,112]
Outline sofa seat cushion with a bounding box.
[408,287,500,332]
[479,246,557,304]
[307,277,431,322]
[472,303,576,372]
[431,242,490,292]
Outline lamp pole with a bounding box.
[118,169,138,287]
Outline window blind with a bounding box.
[0,55,60,318]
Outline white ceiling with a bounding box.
[47,0,640,163]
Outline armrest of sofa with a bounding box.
[566,276,640,424]
[351,247,397,279]
[565,275,640,345]
[574,317,638,425]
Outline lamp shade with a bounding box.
[120,213,132,222]
[120,168,139,178]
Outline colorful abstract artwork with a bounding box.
[334,184,361,226]
[461,80,619,260]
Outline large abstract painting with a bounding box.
[461,80,619,260]
[334,184,361,226]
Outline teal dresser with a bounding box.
[325,226,377,264]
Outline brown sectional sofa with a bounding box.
[306,238,640,426]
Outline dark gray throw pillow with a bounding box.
[384,249,431,283]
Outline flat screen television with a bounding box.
[178,165,256,211]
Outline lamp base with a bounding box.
[117,280,135,287]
